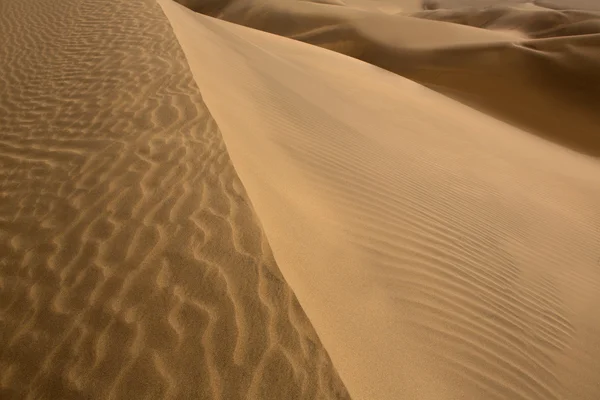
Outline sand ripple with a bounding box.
[158,2,600,399]
[0,0,349,399]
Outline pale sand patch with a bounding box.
[160,1,600,400]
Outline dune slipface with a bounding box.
[159,1,600,400]
[3,0,600,399]
[0,0,350,399]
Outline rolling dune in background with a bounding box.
[175,0,600,156]
[2,0,600,399]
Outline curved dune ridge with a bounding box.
[159,1,600,400]
[2,0,600,399]
[0,0,350,399]
[175,0,600,158]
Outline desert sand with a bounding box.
[2,0,600,399]
[0,0,349,399]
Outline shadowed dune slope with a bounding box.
[428,1,600,12]
[0,0,350,399]
[160,1,600,400]
[175,0,600,158]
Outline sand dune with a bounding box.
[2,0,600,398]
[425,0,600,12]
[174,0,600,157]
[160,1,600,399]
[0,0,349,399]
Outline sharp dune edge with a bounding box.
[1,1,599,400]
[174,0,600,157]
[159,0,600,399]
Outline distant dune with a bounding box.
[2,0,600,399]
[175,0,600,157]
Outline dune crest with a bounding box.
[159,1,600,399]
[175,0,600,158]
[3,0,600,398]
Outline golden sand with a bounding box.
[2,0,600,399]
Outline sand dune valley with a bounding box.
[1,0,600,399]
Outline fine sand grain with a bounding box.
[0,0,349,399]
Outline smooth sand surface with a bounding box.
[0,0,349,399]
[177,0,600,156]
[2,0,600,399]
[160,0,600,399]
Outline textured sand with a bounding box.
[2,0,600,399]
[0,0,349,399]
[160,1,600,400]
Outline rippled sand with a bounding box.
[2,0,600,399]
[0,0,349,399]
[161,1,600,399]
